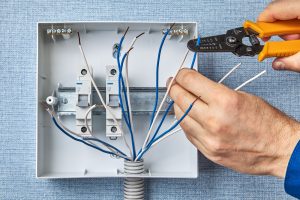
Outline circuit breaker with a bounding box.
[75,67,92,135]
[106,65,122,137]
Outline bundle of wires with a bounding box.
[117,47,137,159]
[135,35,201,161]
[42,102,130,161]
[115,28,143,160]
[136,32,266,161]
[44,31,138,161]
[47,24,202,162]
[136,98,198,160]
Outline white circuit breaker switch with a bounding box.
[75,67,92,135]
[106,65,122,137]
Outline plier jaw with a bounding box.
[188,20,300,61]
[187,27,264,57]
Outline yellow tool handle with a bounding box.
[258,40,300,61]
[244,20,300,38]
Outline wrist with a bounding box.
[270,121,300,178]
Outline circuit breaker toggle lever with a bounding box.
[106,66,122,137]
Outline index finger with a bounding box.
[258,0,300,22]
[175,68,229,104]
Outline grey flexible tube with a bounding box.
[124,160,145,200]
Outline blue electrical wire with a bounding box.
[190,36,201,69]
[136,101,174,157]
[145,101,174,149]
[52,117,130,161]
[116,31,137,159]
[141,36,201,150]
[137,102,194,160]
[119,53,132,125]
[83,137,127,157]
[118,52,130,123]
[139,36,201,156]
[149,26,173,127]
[118,52,137,159]
[117,37,131,123]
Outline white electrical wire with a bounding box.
[84,104,133,158]
[150,128,182,149]
[78,36,107,111]
[122,33,144,132]
[77,33,133,158]
[143,67,267,153]
[218,63,242,83]
[141,49,190,151]
[218,62,266,91]
[234,70,266,91]
[54,115,82,137]
[44,106,122,157]
[84,104,99,135]
[123,36,140,134]
[125,55,133,131]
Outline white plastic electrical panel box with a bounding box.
[37,21,198,178]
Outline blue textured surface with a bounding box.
[1,0,299,199]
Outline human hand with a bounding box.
[258,0,300,72]
[169,69,300,178]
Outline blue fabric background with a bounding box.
[1,0,299,199]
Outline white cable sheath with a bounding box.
[84,104,132,158]
[218,63,242,83]
[78,36,133,158]
[142,68,267,156]
[140,50,190,152]
[47,109,122,157]
[234,70,266,91]
[123,37,138,135]
[150,128,182,148]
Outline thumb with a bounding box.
[272,52,300,73]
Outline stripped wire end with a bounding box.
[169,22,176,30]
[40,101,54,116]
[77,32,81,45]
[136,32,145,38]
[40,101,51,111]
[123,27,129,37]
[126,47,134,54]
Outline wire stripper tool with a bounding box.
[187,20,300,61]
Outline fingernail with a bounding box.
[166,77,173,87]
[273,61,285,70]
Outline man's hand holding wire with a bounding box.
[168,69,300,178]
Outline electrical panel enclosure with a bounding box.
[37,21,198,179]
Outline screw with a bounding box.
[110,68,117,76]
[111,126,117,133]
[81,69,87,75]
[62,98,68,104]
[228,37,237,43]
[113,43,119,49]
[47,29,52,35]
[112,43,120,58]
[81,126,87,133]
[246,47,252,52]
